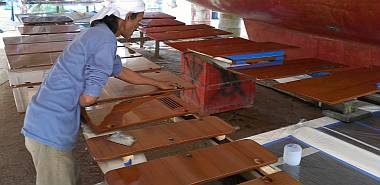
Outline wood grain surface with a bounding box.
[147,28,231,41]
[105,139,278,185]
[86,116,234,161]
[233,58,347,80]
[82,95,199,134]
[274,67,380,104]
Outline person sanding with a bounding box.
[21,0,172,184]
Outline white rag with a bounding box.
[90,0,145,23]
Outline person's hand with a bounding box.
[156,81,178,90]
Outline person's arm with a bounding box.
[116,67,175,90]
[80,43,116,107]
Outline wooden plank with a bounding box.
[98,71,194,103]
[239,172,302,185]
[165,37,255,52]
[7,52,61,70]
[140,24,213,34]
[104,140,278,185]
[143,12,176,19]
[139,19,185,28]
[273,67,380,104]
[86,116,234,161]
[121,57,160,73]
[18,24,80,35]
[5,41,68,56]
[4,42,137,57]
[147,28,232,42]
[20,15,73,25]
[116,47,142,58]
[189,41,296,58]
[2,33,77,45]
[82,95,199,134]
[233,58,347,80]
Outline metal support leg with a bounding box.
[154,40,160,58]
[139,31,144,48]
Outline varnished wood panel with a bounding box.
[20,15,73,25]
[121,57,160,73]
[116,47,142,58]
[143,12,176,19]
[139,19,185,28]
[7,52,61,70]
[274,67,380,104]
[2,33,77,45]
[233,58,347,80]
[18,24,80,35]
[141,24,212,34]
[5,41,68,56]
[166,37,255,52]
[105,140,277,185]
[82,95,199,134]
[98,71,194,103]
[147,28,232,41]
[189,41,296,57]
[239,172,302,185]
[86,116,234,161]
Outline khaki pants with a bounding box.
[25,137,81,185]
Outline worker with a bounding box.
[21,0,171,184]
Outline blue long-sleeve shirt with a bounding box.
[22,23,122,151]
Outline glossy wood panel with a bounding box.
[189,41,296,57]
[5,41,68,55]
[274,67,380,104]
[143,12,176,19]
[7,52,61,70]
[116,47,142,58]
[233,58,347,80]
[139,19,185,28]
[141,24,212,34]
[82,95,199,134]
[20,15,73,25]
[166,37,255,52]
[86,116,234,161]
[105,140,277,185]
[121,57,160,73]
[18,24,80,35]
[147,28,232,42]
[2,33,77,45]
[98,71,193,103]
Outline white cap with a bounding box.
[90,0,145,23]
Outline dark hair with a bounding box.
[91,14,120,33]
[90,13,141,34]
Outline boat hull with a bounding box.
[188,0,380,67]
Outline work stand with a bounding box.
[321,100,372,122]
